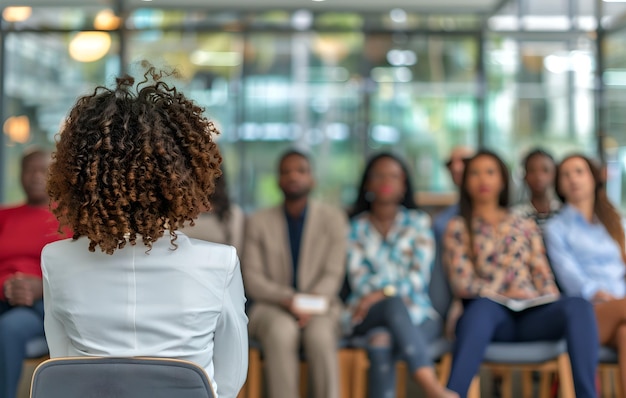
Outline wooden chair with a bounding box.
[240,338,354,398]
[464,340,575,398]
[31,357,215,398]
[351,340,453,398]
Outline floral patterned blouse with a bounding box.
[347,207,438,324]
[443,212,559,299]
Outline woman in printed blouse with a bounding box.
[443,150,598,397]
[545,154,626,394]
[347,153,457,398]
[512,148,561,228]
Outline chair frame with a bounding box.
[30,356,216,398]
[351,348,452,398]
[238,346,354,398]
[464,352,575,398]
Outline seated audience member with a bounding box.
[443,150,598,397]
[243,150,348,398]
[183,165,245,254]
[544,154,626,396]
[433,146,475,245]
[42,68,248,398]
[512,149,561,228]
[346,153,458,398]
[0,149,67,398]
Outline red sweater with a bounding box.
[0,204,67,301]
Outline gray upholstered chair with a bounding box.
[435,245,575,398]
[469,340,575,398]
[30,357,215,398]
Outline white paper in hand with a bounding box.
[293,294,329,315]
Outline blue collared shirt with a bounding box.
[285,205,307,288]
[544,204,626,300]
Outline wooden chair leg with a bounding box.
[338,349,353,398]
[600,367,611,398]
[613,367,626,398]
[299,361,308,398]
[501,369,513,398]
[396,361,407,398]
[352,349,369,398]
[246,348,262,398]
[556,353,575,398]
[539,371,553,398]
[468,375,481,398]
[521,370,533,398]
[437,353,452,386]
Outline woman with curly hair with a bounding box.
[42,67,248,398]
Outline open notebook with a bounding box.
[488,293,559,312]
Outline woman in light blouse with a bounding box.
[347,153,457,398]
[545,154,626,394]
[443,150,597,397]
[42,67,248,398]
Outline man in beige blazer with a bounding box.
[243,150,348,398]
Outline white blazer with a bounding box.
[41,232,248,398]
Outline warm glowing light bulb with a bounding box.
[94,9,121,30]
[69,32,112,62]
[2,7,32,22]
[3,116,31,144]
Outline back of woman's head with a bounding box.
[349,152,417,218]
[556,154,625,262]
[48,65,222,254]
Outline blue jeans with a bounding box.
[0,299,45,398]
[352,296,440,398]
[447,297,598,398]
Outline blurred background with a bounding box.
[1,0,626,212]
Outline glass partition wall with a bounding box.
[2,2,624,210]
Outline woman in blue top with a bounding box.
[346,153,457,398]
[544,154,626,394]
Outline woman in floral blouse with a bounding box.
[443,150,598,397]
[347,153,457,398]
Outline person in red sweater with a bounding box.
[0,149,66,398]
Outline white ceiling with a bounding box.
[3,0,506,13]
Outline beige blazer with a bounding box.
[243,200,348,308]
[183,204,245,256]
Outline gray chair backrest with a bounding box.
[30,357,215,398]
[429,244,453,320]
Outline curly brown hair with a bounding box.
[48,66,222,254]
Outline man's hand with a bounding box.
[281,296,313,328]
[4,273,43,307]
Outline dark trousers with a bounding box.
[447,297,598,398]
[353,296,440,398]
[0,299,45,398]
